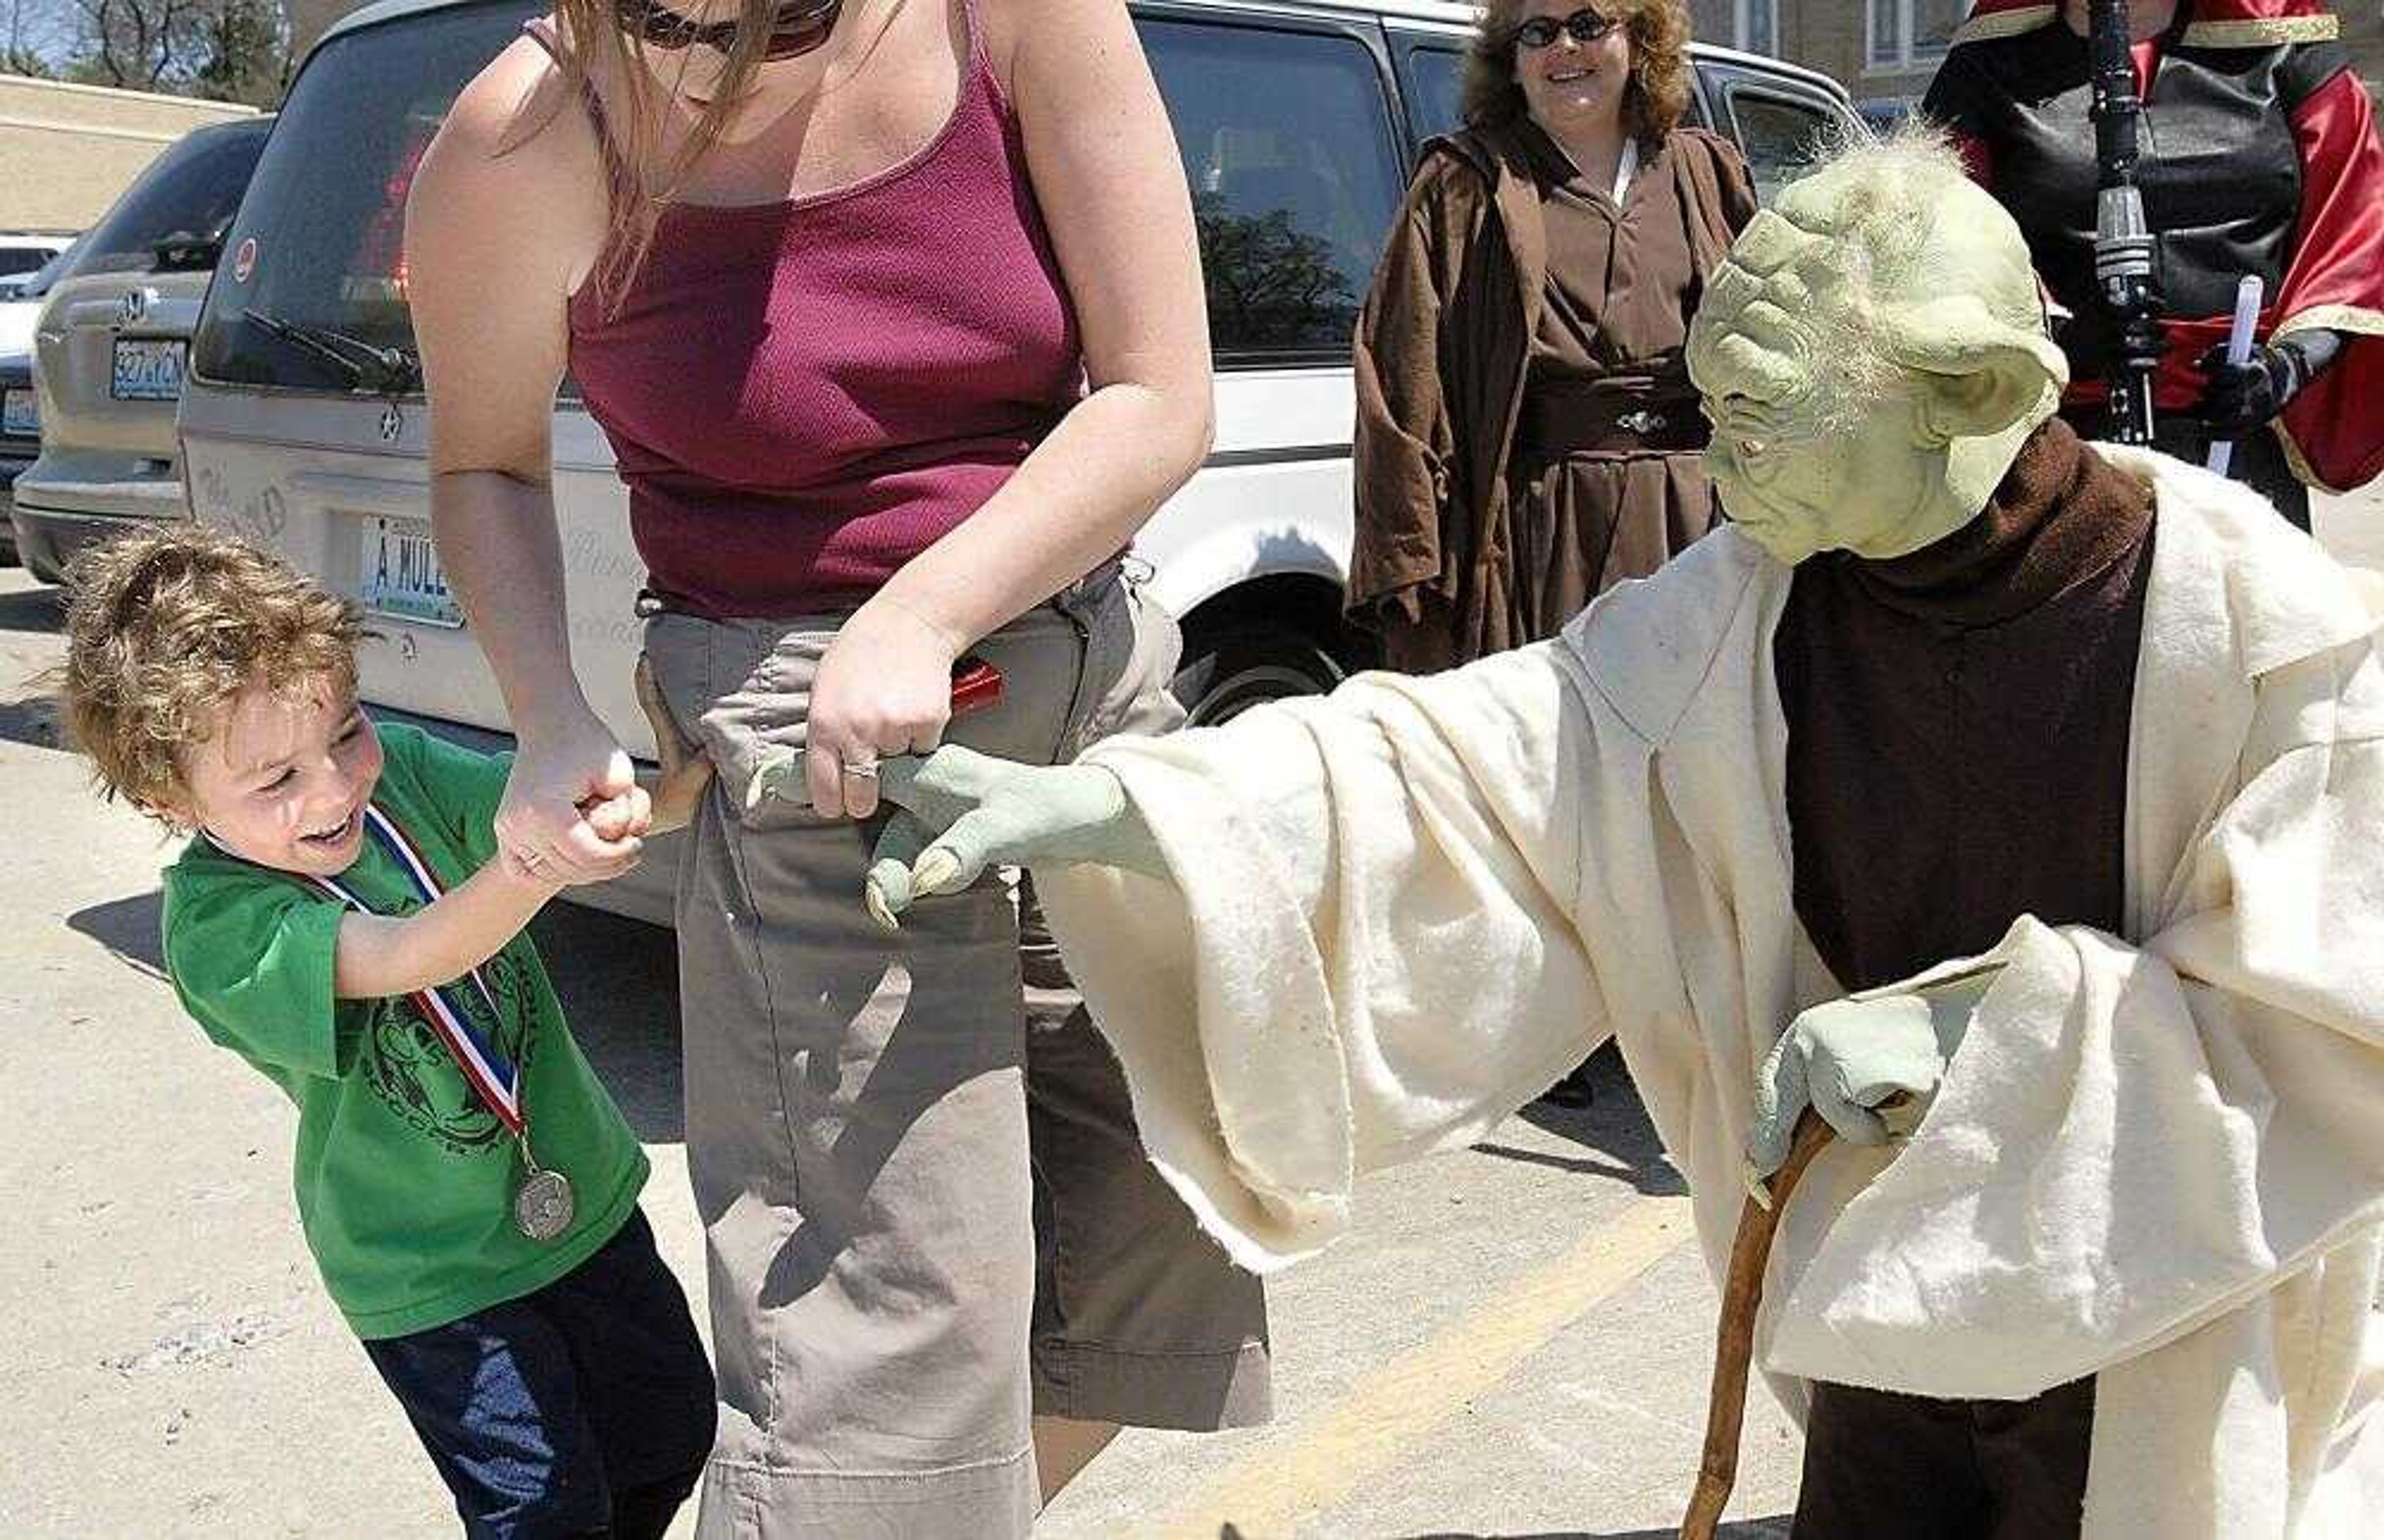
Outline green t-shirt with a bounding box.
[161,723,648,1340]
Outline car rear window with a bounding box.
[64,122,268,281]
[192,0,536,394]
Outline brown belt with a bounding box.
[1516,383,1709,459]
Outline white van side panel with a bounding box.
[180,390,663,759]
[1137,363,1356,623]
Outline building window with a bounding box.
[1690,0,1778,56]
[1868,0,1964,71]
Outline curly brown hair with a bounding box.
[1460,0,1695,142]
[57,526,363,819]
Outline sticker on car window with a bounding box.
[233,236,258,283]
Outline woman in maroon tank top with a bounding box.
[405,2,1271,1534]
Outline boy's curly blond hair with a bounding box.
[58,526,363,817]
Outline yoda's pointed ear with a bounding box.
[1882,295,2068,446]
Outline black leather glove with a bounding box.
[2195,331,2342,433]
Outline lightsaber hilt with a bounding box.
[2088,0,2163,446]
[2208,274,2265,477]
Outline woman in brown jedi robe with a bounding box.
[1351,0,1757,673]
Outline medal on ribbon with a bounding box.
[225,806,577,1243]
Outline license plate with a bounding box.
[110,338,186,402]
[1,387,34,437]
[359,517,464,628]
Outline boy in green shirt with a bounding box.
[59,528,716,1538]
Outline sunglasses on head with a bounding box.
[1511,7,1622,50]
[613,0,842,60]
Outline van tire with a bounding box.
[1172,620,1348,726]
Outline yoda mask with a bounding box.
[1686,136,2067,565]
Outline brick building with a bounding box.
[1686,2,2383,116]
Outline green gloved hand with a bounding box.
[1745,972,1995,1181]
[858,745,1165,931]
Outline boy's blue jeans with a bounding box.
[363,1209,715,1539]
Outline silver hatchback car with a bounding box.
[10,116,270,583]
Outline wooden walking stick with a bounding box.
[1680,1109,1835,1540]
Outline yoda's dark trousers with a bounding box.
[1790,1375,2097,1540]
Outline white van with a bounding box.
[178,0,1858,921]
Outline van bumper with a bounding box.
[0,454,27,561]
[11,454,189,582]
[7,497,191,584]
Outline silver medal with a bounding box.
[514,1135,575,1243]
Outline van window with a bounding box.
[63,120,268,281]
[1400,43,1467,145]
[193,0,535,394]
[1720,83,1839,204]
[1139,17,1405,362]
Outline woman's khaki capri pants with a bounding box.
[642,562,1271,1539]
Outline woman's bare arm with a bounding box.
[800,0,1212,814]
[405,40,644,881]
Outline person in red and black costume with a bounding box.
[1923,1,2384,528]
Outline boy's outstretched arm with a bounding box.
[332,860,563,1000]
[335,658,710,1001]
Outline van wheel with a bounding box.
[1172,621,1348,726]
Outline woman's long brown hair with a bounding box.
[540,0,793,312]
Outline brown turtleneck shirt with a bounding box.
[1775,419,2158,993]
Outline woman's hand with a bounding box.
[495,705,647,884]
[805,597,967,819]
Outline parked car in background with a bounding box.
[0,233,74,297]
[9,117,271,583]
[181,0,1858,921]
[0,240,79,357]
[1,353,34,564]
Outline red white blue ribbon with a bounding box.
[247,804,525,1135]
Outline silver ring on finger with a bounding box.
[842,760,881,782]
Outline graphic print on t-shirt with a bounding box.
[358,909,539,1156]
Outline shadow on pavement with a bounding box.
[0,578,61,636]
[67,889,168,978]
[0,691,61,749]
[1473,1045,1689,1198]
[531,899,686,1144]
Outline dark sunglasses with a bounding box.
[613,0,842,60]
[1511,7,1622,50]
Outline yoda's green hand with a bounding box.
[858,746,1166,930]
[1745,972,1995,1184]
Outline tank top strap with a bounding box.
[520,17,633,189]
[955,0,1013,122]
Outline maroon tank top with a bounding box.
[544,1,1083,619]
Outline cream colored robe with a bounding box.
[1041,449,2384,1536]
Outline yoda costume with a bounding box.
[1031,444,2384,1534]
[857,140,2384,1536]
